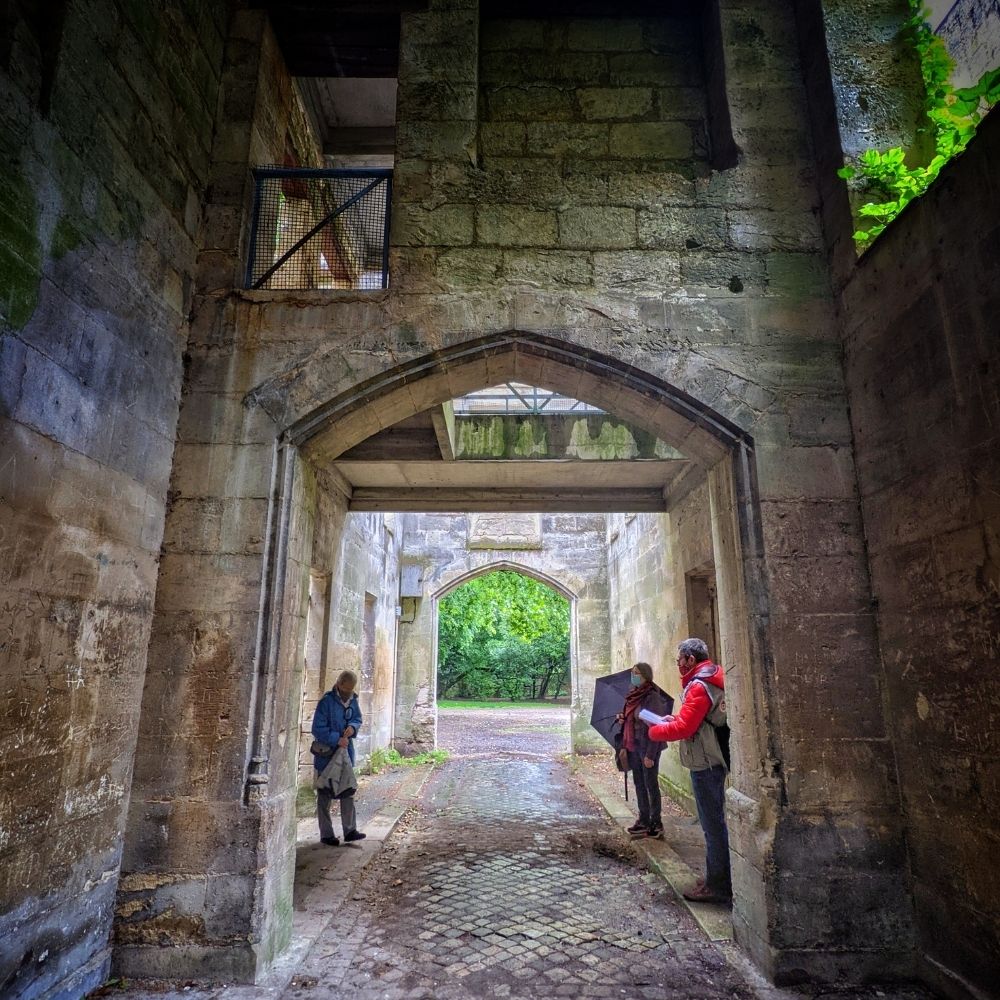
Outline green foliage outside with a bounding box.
[365,747,449,774]
[437,571,570,702]
[838,1,1000,250]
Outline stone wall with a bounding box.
[394,512,611,753]
[115,11,327,983]
[0,2,227,997]
[21,0,920,984]
[295,501,402,813]
[838,109,1000,996]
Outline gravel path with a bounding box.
[437,706,571,757]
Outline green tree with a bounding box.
[437,571,570,701]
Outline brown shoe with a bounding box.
[682,882,731,904]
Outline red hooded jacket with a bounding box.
[648,660,724,743]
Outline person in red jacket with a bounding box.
[648,637,731,904]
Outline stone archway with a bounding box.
[239,331,769,964]
[427,560,582,752]
[122,326,906,987]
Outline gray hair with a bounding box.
[678,638,709,663]
[335,670,358,689]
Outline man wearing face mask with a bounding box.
[312,669,366,846]
[648,638,730,904]
[616,661,664,840]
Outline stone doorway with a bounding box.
[124,330,903,986]
[249,333,764,976]
[432,563,576,758]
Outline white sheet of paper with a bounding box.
[638,707,667,726]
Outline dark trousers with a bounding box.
[628,751,662,830]
[691,764,731,894]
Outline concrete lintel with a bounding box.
[348,487,667,512]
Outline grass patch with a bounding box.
[437,699,567,710]
[365,747,449,775]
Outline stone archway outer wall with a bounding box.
[393,514,611,755]
[120,0,912,988]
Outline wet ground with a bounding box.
[106,711,939,1000]
[437,704,571,757]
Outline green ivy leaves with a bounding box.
[839,2,999,251]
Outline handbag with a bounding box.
[310,739,335,757]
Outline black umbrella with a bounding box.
[590,669,674,747]
[590,670,675,803]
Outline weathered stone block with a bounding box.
[637,206,726,250]
[680,249,767,290]
[577,87,653,121]
[396,82,478,122]
[728,208,823,253]
[399,41,477,83]
[435,248,503,287]
[606,170,696,208]
[476,206,557,247]
[488,85,576,122]
[396,120,476,160]
[524,122,608,158]
[609,122,692,159]
[518,51,607,84]
[592,250,679,288]
[479,122,526,156]
[503,250,592,286]
[558,207,635,249]
[393,204,474,247]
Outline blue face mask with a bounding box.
[630,674,643,687]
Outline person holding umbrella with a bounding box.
[616,662,664,840]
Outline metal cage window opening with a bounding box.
[245,167,393,291]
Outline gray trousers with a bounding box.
[317,787,357,839]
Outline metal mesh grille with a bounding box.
[245,168,392,290]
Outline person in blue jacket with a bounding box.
[312,669,366,845]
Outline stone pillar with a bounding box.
[114,13,323,980]
[712,0,915,981]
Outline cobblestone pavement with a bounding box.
[290,754,751,1000]
[437,705,571,757]
[107,716,939,1000]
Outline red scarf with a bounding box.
[622,681,652,751]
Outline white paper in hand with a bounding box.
[637,707,667,726]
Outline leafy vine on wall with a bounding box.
[838,1,1000,251]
